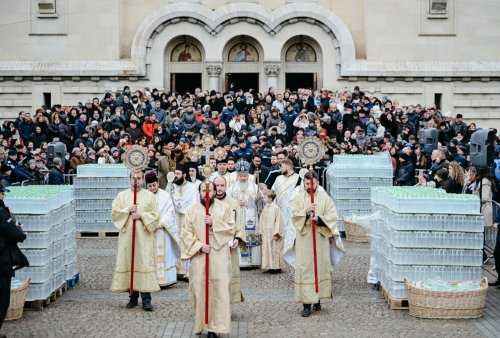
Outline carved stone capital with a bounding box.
[264,62,281,76]
[205,62,223,76]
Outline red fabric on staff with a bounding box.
[310,176,319,293]
[130,182,138,297]
[205,188,209,325]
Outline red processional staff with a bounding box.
[298,137,327,294]
[123,145,149,297]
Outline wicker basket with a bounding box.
[404,277,488,319]
[6,278,30,321]
[343,218,369,243]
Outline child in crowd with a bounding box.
[259,189,285,272]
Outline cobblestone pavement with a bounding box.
[2,238,491,338]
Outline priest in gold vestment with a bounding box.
[291,171,343,318]
[111,171,160,311]
[214,176,246,303]
[181,182,235,337]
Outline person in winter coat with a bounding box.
[0,185,28,332]
[265,108,281,131]
[28,126,47,150]
[142,116,159,143]
[395,152,416,186]
[293,112,309,130]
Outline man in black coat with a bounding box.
[48,157,65,185]
[249,154,270,186]
[0,186,28,333]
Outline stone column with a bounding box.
[264,61,281,92]
[205,62,223,92]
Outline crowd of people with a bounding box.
[2,83,500,337]
[0,84,498,192]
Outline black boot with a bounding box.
[301,304,311,317]
[126,291,139,308]
[313,301,321,311]
[488,279,500,287]
[207,332,219,338]
[141,292,154,311]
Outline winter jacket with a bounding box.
[0,200,28,276]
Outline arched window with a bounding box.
[228,42,259,62]
[170,42,202,62]
[285,43,316,62]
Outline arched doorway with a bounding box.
[223,36,263,93]
[165,36,205,94]
[282,36,322,91]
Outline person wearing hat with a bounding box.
[186,162,203,190]
[450,113,468,137]
[234,135,253,163]
[395,152,416,186]
[125,115,143,142]
[209,157,234,186]
[97,147,115,164]
[111,170,159,311]
[144,171,180,287]
[227,160,262,267]
[0,184,28,334]
[168,162,198,280]
[195,112,216,135]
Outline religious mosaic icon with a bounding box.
[298,137,326,167]
[285,43,316,62]
[228,43,259,62]
[124,145,149,172]
[171,42,202,62]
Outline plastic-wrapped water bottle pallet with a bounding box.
[381,285,408,310]
[76,209,111,222]
[74,188,124,200]
[330,167,393,178]
[372,218,484,250]
[64,246,77,266]
[76,220,117,234]
[73,177,129,189]
[18,229,54,250]
[16,203,75,232]
[75,199,113,211]
[25,279,65,308]
[377,254,483,283]
[329,188,371,200]
[335,199,372,211]
[16,263,52,284]
[23,246,53,267]
[379,239,483,266]
[76,165,129,178]
[329,177,393,189]
[76,231,119,238]
[372,204,485,233]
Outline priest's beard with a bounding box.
[200,194,215,206]
[237,180,249,193]
[173,176,185,185]
[215,192,226,200]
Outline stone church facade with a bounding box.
[0,0,499,128]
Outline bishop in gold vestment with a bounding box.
[181,182,235,336]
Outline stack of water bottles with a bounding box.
[5,186,78,302]
[73,164,129,233]
[370,186,484,300]
[325,153,393,232]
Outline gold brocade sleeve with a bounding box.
[315,194,339,238]
[111,191,131,232]
[140,191,160,235]
[210,201,236,251]
[291,192,309,235]
[181,208,204,260]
